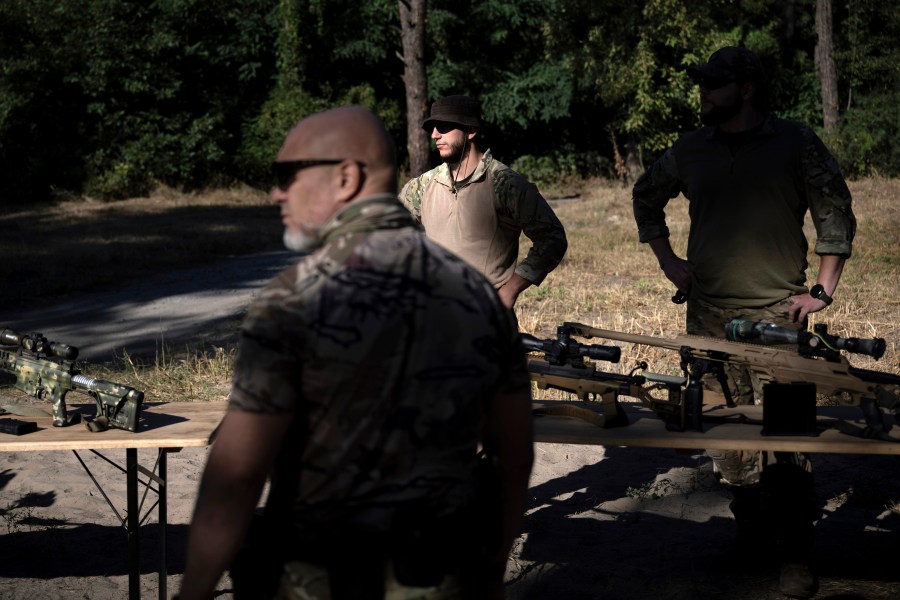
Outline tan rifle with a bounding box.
[565,320,900,440]
[522,325,689,430]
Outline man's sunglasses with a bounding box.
[695,75,736,91]
[272,159,364,191]
[431,122,460,135]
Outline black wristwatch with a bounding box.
[809,283,833,306]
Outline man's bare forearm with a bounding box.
[180,410,293,600]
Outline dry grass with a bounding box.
[89,347,237,404]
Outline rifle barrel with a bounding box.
[565,322,682,350]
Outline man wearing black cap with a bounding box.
[400,95,568,310]
[632,46,856,598]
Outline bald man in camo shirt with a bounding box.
[179,107,533,600]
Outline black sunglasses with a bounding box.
[272,159,364,191]
[431,121,460,135]
[695,75,736,91]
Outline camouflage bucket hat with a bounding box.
[422,95,481,132]
[687,46,765,83]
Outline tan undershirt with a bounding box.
[420,168,519,287]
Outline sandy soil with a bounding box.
[1,252,899,599]
[0,431,898,599]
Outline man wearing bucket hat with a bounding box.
[400,95,568,310]
[633,46,856,598]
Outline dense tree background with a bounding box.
[1,0,897,204]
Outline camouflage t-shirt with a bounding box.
[228,194,529,536]
[399,150,568,287]
[633,115,856,308]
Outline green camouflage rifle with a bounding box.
[566,320,900,441]
[0,328,144,432]
[522,324,690,430]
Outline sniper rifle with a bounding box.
[522,324,689,430]
[0,328,144,432]
[566,320,900,441]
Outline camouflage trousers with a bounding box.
[686,296,812,486]
[271,559,467,600]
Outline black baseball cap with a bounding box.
[687,46,765,84]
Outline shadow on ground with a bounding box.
[509,447,900,600]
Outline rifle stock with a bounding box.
[0,329,144,432]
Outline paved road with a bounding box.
[0,250,299,361]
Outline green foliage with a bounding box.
[0,0,276,202]
[235,0,404,182]
[85,113,229,199]
[238,87,329,187]
[512,150,611,189]
[512,154,578,189]
[237,83,402,187]
[832,93,900,178]
[2,0,900,202]
[426,0,575,156]
[482,61,574,130]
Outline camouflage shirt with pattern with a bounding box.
[633,115,856,309]
[228,194,530,538]
[399,150,567,287]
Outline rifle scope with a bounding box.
[520,332,621,364]
[0,329,79,360]
[725,319,885,360]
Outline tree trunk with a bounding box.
[815,0,839,133]
[625,136,643,183]
[398,0,430,176]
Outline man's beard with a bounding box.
[283,227,321,252]
[441,137,467,166]
[700,95,743,126]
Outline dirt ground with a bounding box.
[0,428,897,600]
[1,252,899,599]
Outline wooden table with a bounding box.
[0,401,228,600]
[533,399,900,455]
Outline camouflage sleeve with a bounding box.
[800,127,856,258]
[228,268,304,414]
[398,175,426,223]
[632,148,683,243]
[493,169,568,285]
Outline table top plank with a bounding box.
[533,400,900,455]
[0,402,228,452]
[8,397,896,455]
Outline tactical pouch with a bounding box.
[761,382,818,436]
